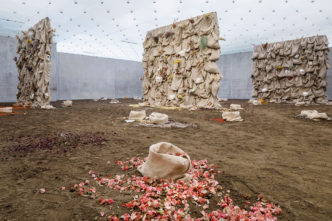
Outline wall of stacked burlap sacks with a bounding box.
[14,17,54,108]
[251,35,330,105]
[142,12,222,109]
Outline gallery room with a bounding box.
[0,0,331,220]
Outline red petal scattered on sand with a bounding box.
[212,118,225,123]
[70,158,281,220]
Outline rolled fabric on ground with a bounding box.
[149,112,169,124]
[138,142,192,181]
[128,110,146,121]
[62,100,72,107]
[230,104,243,110]
[299,110,328,120]
[222,111,243,121]
[0,107,13,113]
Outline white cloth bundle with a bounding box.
[230,104,243,110]
[62,100,72,107]
[0,107,13,113]
[128,110,146,121]
[148,112,169,124]
[299,110,328,120]
[138,142,192,181]
[222,111,243,121]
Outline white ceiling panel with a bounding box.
[0,0,331,61]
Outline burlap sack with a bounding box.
[300,110,328,120]
[62,100,72,107]
[0,107,13,113]
[230,104,243,110]
[137,142,192,180]
[222,111,243,121]
[148,112,169,124]
[128,110,146,121]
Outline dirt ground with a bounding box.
[0,99,331,221]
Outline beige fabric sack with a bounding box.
[148,112,169,124]
[248,99,262,105]
[222,111,243,121]
[299,110,328,120]
[230,104,243,110]
[128,110,146,121]
[0,107,13,113]
[110,99,120,104]
[62,100,72,107]
[137,142,192,181]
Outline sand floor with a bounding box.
[0,99,331,220]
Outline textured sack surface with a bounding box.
[128,110,146,120]
[222,111,243,121]
[300,110,328,120]
[0,107,13,113]
[110,99,120,104]
[137,142,191,180]
[251,36,329,105]
[62,100,72,107]
[142,12,222,109]
[15,17,54,108]
[148,112,169,124]
[230,104,243,110]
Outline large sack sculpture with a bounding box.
[14,17,54,108]
[138,142,192,181]
[251,36,330,105]
[142,12,222,109]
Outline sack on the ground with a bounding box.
[299,110,328,120]
[138,142,192,181]
[149,112,169,124]
[230,104,243,110]
[0,107,13,113]
[62,100,72,107]
[128,110,146,121]
[222,111,243,121]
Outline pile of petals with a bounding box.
[68,157,281,220]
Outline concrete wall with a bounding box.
[217,51,253,99]
[0,36,18,102]
[56,53,143,100]
[1,34,332,102]
[327,50,332,100]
